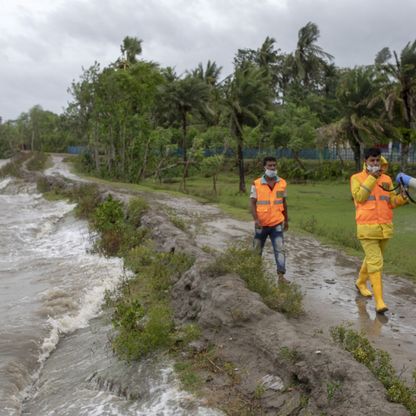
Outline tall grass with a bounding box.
[26,152,49,171]
[206,246,303,317]
[331,325,416,415]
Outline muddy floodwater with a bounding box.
[0,168,221,416]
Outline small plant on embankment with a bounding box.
[91,195,149,257]
[331,324,416,415]
[90,195,197,360]
[206,246,303,317]
[107,244,195,360]
[26,151,49,171]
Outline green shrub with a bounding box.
[111,303,174,361]
[26,152,48,171]
[126,197,148,227]
[331,325,416,415]
[73,184,102,219]
[124,244,158,272]
[109,246,195,360]
[206,246,303,317]
[91,195,149,256]
[92,195,124,232]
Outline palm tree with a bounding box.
[334,66,386,170]
[190,61,223,126]
[158,76,210,178]
[376,41,416,169]
[256,36,286,95]
[119,36,142,69]
[192,60,222,86]
[223,64,272,192]
[295,22,334,89]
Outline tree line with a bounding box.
[1,22,416,191]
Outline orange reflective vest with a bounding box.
[254,177,287,226]
[352,171,393,225]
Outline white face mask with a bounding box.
[265,169,277,178]
[366,165,380,174]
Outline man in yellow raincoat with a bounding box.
[350,147,408,313]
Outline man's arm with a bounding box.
[250,183,261,228]
[351,175,378,203]
[250,197,261,227]
[283,198,288,231]
[389,184,409,208]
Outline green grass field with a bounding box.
[137,174,416,279]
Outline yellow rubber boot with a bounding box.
[368,272,388,313]
[355,263,372,297]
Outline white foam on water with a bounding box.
[40,365,224,416]
[131,367,223,416]
[38,271,125,364]
[0,176,12,189]
[0,159,11,169]
[44,155,87,182]
[0,179,127,414]
[2,171,222,416]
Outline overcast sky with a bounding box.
[1,0,415,121]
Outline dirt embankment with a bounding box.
[140,203,408,415]
[36,157,411,416]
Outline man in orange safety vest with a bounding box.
[351,147,408,313]
[250,156,289,284]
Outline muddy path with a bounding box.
[50,155,416,385]
[156,189,416,384]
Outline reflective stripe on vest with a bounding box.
[254,177,287,226]
[352,171,393,225]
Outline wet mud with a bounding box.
[157,177,416,384]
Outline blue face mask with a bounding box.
[265,169,277,178]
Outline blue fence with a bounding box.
[67,146,87,155]
[68,145,416,163]
[210,147,416,163]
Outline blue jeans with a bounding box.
[253,223,286,273]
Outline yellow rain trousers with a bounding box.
[359,239,389,273]
[351,158,408,312]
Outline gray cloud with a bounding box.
[1,0,416,120]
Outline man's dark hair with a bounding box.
[364,148,381,159]
[263,156,277,166]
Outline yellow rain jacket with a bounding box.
[350,156,408,239]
